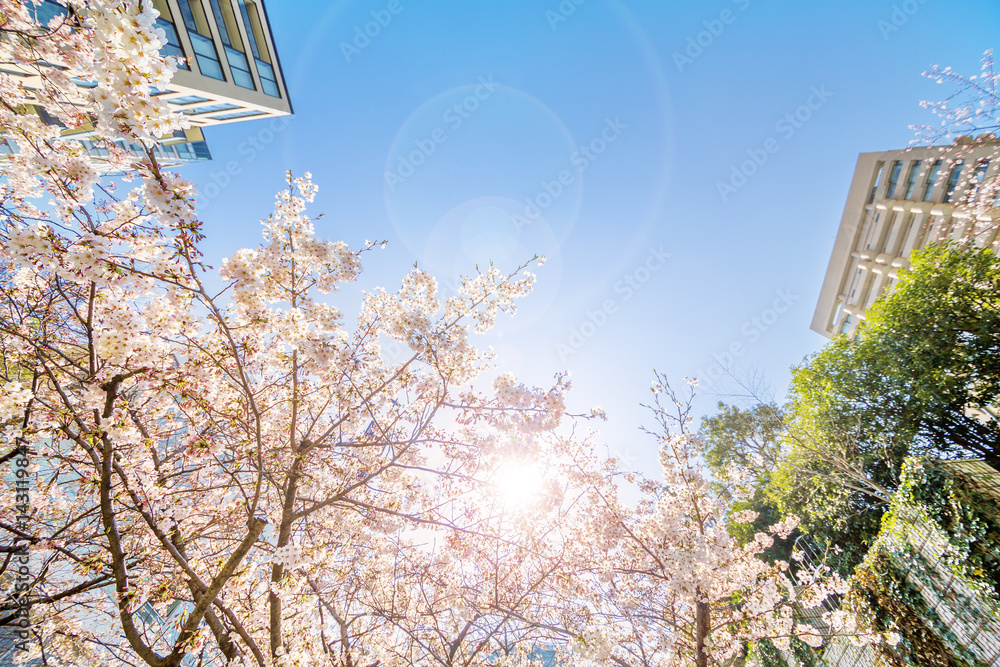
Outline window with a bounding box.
[864,212,881,250]
[922,160,942,201]
[209,0,255,89]
[238,0,268,62]
[154,12,188,67]
[208,0,240,46]
[868,162,885,204]
[168,95,210,105]
[177,0,211,35]
[839,315,855,336]
[902,160,921,199]
[29,0,68,26]
[880,213,897,253]
[897,214,914,255]
[255,59,280,97]
[210,109,266,121]
[969,159,990,202]
[885,160,903,199]
[177,0,224,80]
[237,0,282,97]
[182,103,239,115]
[849,269,863,300]
[942,160,965,203]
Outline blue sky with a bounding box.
[183,0,1000,474]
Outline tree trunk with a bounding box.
[695,599,710,667]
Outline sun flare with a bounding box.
[493,460,545,508]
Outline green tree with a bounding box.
[776,243,1000,572]
[862,243,1000,468]
[699,402,797,563]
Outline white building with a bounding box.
[2,0,292,169]
[812,135,1000,338]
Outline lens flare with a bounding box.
[493,460,544,509]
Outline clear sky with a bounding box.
[182,0,1000,474]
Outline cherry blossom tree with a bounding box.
[0,2,598,664]
[915,49,1000,145]
[913,49,1000,239]
[0,5,885,667]
[569,375,886,667]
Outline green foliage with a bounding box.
[699,403,796,563]
[773,243,1000,573]
[702,402,784,475]
[748,635,823,667]
[848,459,1000,667]
[862,243,1000,467]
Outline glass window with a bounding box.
[922,160,942,202]
[942,160,964,203]
[189,31,225,80]
[168,95,210,105]
[969,159,990,201]
[880,213,897,253]
[177,0,211,36]
[237,0,266,61]
[885,160,903,199]
[255,59,280,97]
[29,0,68,26]
[176,0,224,79]
[182,103,239,115]
[902,160,921,199]
[209,0,239,47]
[839,315,855,336]
[207,1,254,89]
[868,162,885,204]
[211,109,266,121]
[849,269,862,300]
[864,212,881,250]
[155,17,187,67]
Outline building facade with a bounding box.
[811,135,1000,338]
[149,0,292,126]
[5,0,291,169]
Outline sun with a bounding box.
[493,459,545,509]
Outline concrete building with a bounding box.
[812,135,1000,338]
[149,0,292,125]
[4,0,291,169]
